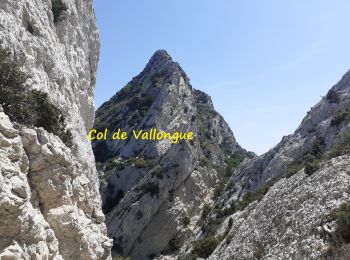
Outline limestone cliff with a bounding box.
[93,50,252,259]
[178,71,350,259]
[0,0,111,259]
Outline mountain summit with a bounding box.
[143,49,182,72]
[93,50,252,259]
[129,49,189,91]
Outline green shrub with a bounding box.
[100,157,128,171]
[127,96,141,111]
[150,165,164,179]
[225,232,234,245]
[304,160,320,176]
[0,48,72,147]
[129,111,142,126]
[225,154,244,168]
[227,217,233,229]
[0,48,27,93]
[183,216,190,226]
[331,109,350,126]
[236,192,255,210]
[199,157,213,168]
[253,244,265,259]
[140,182,159,197]
[236,186,269,211]
[326,89,340,104]
[113,83,134,103]
[52,0,67,23]
[285,137,325,178]
[135,210,143,220]
[192,235,219,258]
[127,94,154,113]
[327,131,350,159]
[168,236,183,252]
[285,163,304,178]
[331,203,350,243]
[168,189,175,202]
[307,128,316,133]
[201,204,211,220]
[130,158,154,168]
[213,180,225,200]
[151,71,166,85]
[201,218,221,236]
[215,203,235,219]
[124,92,154,126]
[223,155,244,177]
[311,136,325,158]
[302,155,319,176]
[140,92,154,106]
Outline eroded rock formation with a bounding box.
[0,0,111,259]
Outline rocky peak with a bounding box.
[142,49,181,75]
[93,50,252,259]
[131,49,189,89]
[147,49,173,65]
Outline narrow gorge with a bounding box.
[0,1,349,260]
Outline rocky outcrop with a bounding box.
[93,50,252,259]
[0,0,111,259]
[0,108,111,259]
[0,107,61,260]
[210,155,350,260]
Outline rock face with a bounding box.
[0,0,111,259]
[223,72,350,198]
[178,71,350,259]
[209,155,350,260]
[220,70,350,201]
[93,50,252,259]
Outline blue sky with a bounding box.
[93,1,350,155]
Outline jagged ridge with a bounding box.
[179,70,350,260]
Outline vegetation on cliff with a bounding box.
[52,0,67,23]
[0,48,72,147]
